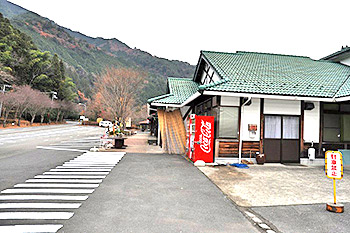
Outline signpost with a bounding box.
[325,151,344,213]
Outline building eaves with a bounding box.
[321,46,350,60]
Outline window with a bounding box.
[323,114,340,142]
[265,116,281,139]
[265,115,299,139]
[283,116,299,139]
[218,107,239,138]
[195,99,212,116]
[322,102,350,142]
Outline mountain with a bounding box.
[0,0,195,102]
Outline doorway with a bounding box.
[264,115,300,163]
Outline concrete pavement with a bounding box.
[199,163,350,232]
[252,203,350,233]
[199,164,350,207]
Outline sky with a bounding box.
[8,0,350,65]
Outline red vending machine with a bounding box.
[186,114,214,163]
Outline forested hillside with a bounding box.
[0,13,76,101]
[0,0,195,102]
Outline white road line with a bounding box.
[0,203,82,209]
[25,179,103,183]
[75,157,122,160]
[15,183,99,188]
[61,164,114,167]
[1,189,95,194]
[36,146,88,152]
[0,195,88,201]
[0,224,63,233]
[51,169,112,172]
[43,172,109,175]
[55,166,113,169]
[0,212,74,220]
[69,160,118,163]
[34,175,106,179]
[64,162,117,166]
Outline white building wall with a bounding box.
[180,106,190,125]
[241,98,260,141]
[339,57,350,66]
[200,63,221,85]
[304,102,320,143]
[264,99,301,115]
[221,96,240,106]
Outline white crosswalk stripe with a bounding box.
[34,175,107,179]
[0,151,125,232]
[43,171,109,175]
[25,179,103,183]
[51,168,112,171]
[0,195,88,201]
[0,212,74,219]
[1,189,95,194]
[15,183,99,188]
[56,166,114,169]
[0,203,81,209]
[61,164,114,167]
[0,224,63,233]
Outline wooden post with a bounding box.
[333,178,337,204]
[259,99,264,154]
[300,101,304,155]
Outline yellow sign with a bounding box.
[325,151,343,180]
[325,151,344,205]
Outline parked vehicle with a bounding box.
[99,121,113,128]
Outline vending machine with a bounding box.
[186,114,214,163]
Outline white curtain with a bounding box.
[283,116,299,139]
[265,116,281,139]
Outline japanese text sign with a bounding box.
[325,151,343,180]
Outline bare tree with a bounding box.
[0,70,16,84]
[0,91,17,127]
[26,89,51,125]
[12,86,34,126]
[94,67,144,127]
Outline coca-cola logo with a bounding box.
[199,120,212,153]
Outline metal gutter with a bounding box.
[202,91,336,102]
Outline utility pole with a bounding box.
[78,103,87,114]
[0,84,12,118]
[50,91,58,102]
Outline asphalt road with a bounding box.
[0,123,109,232]
[0,123,105,189]
[60,153,259,233]
[0,124,260,233]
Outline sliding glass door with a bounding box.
[264,115,300,163]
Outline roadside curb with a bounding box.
[242,208,280,233]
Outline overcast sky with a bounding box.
[8,0,350,65]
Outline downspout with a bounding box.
[238,97,252,163]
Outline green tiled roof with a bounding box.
[148,77,199,105]
[200,51,350,98]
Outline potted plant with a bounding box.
[256,153,265,165]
